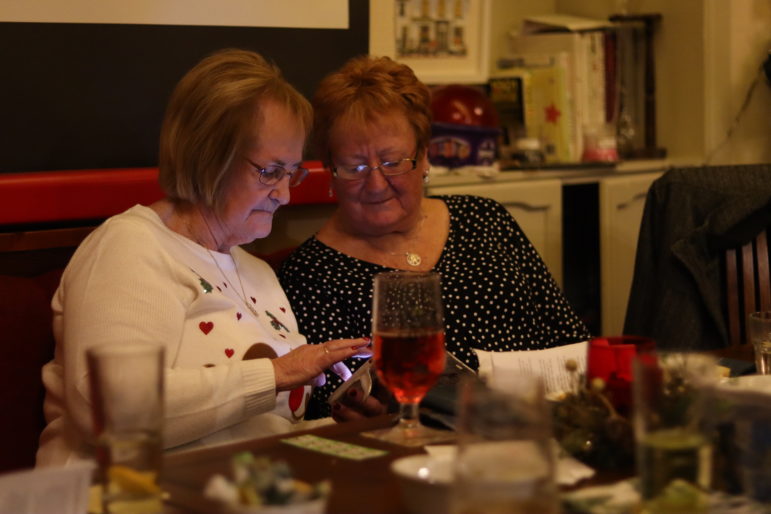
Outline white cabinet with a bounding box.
[427,178,564,286]
[599,171,663,336]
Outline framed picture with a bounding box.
[0,0,348,27]
[369,0,491,84]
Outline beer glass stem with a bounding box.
[398,401,420,430]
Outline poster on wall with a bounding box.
[370,0,490,84]
[394,0,469,58]
[0,0,347,28]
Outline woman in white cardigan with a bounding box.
[37,49,370,466]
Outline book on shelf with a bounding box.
[487,74,526,156]
[585,30,607,130]
[491,55,575,164]
[603,29,619,124]
[503,14,617,163]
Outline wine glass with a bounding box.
[367,271,451,446]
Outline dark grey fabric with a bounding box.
[624,164,771,350]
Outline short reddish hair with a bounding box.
[312,55,431,164]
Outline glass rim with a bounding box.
[374,270,440,279]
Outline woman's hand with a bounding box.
[331,391,388,422]
[272,338,371,392]
[331,376,395,422]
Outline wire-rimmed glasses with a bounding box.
[332,157,417,180]
[245,158,309,188]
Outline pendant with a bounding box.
[405,252,422,267]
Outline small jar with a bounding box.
[511,137,545,166]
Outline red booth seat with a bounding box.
[0,162,333,472]
[0,161,333,226]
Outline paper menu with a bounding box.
[474,341,588,394]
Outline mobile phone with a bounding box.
[328,359,373,406]
[443,351,476,376]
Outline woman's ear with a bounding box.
[417,147,431,169]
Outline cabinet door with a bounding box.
[427,179,563,286]
[599,172,663,336]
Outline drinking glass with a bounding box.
[633,352,720,514]
[88,343,165,514]
[366,271,449,446]
[710,374,771,502]
[747,311,771,374]
[451,374,559,514]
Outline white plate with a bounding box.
[390,454,452,514]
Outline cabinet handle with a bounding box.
[505,202,550,212]
[616,192,647,210]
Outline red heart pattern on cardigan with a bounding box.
[225,348,234,358]
[289,386,304,412]
[199,321,214,335]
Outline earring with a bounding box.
[423,168,431,184]
[328,183,334,198]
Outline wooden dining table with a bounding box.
[160,345,757,513]
[161,414,425,514]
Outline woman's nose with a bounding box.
[270,176,291,205]
[362,166,390,190]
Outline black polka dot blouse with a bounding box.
[278,195,589,419]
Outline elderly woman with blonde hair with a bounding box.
[37,49,370,466]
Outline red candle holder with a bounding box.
[586,336,655,414]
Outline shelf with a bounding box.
[429,159,669,187]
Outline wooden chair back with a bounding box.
[724,228,771,347]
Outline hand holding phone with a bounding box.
[328,359,373,406]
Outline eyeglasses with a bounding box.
[245,158,309,188]
[332,157,417,181]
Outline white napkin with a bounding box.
[551,441,596,485]
[563,479,771,514]
[562,479,639,513]
[0,460,95,514]
[424,442,595,486]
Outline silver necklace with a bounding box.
[382,211,427,267]
[197,216,259,318]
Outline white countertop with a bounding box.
[428,159,672,187]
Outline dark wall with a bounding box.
[0,1,367,173]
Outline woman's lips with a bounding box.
[363,196,394,206]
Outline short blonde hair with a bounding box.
[312,55,431,163]
[158,48,312,208]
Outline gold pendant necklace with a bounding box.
[383,211,426,267]
[385,250,422,266]
[401,252,422,266]
[195,216,259,319]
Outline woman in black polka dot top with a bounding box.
[278,56,589,420]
